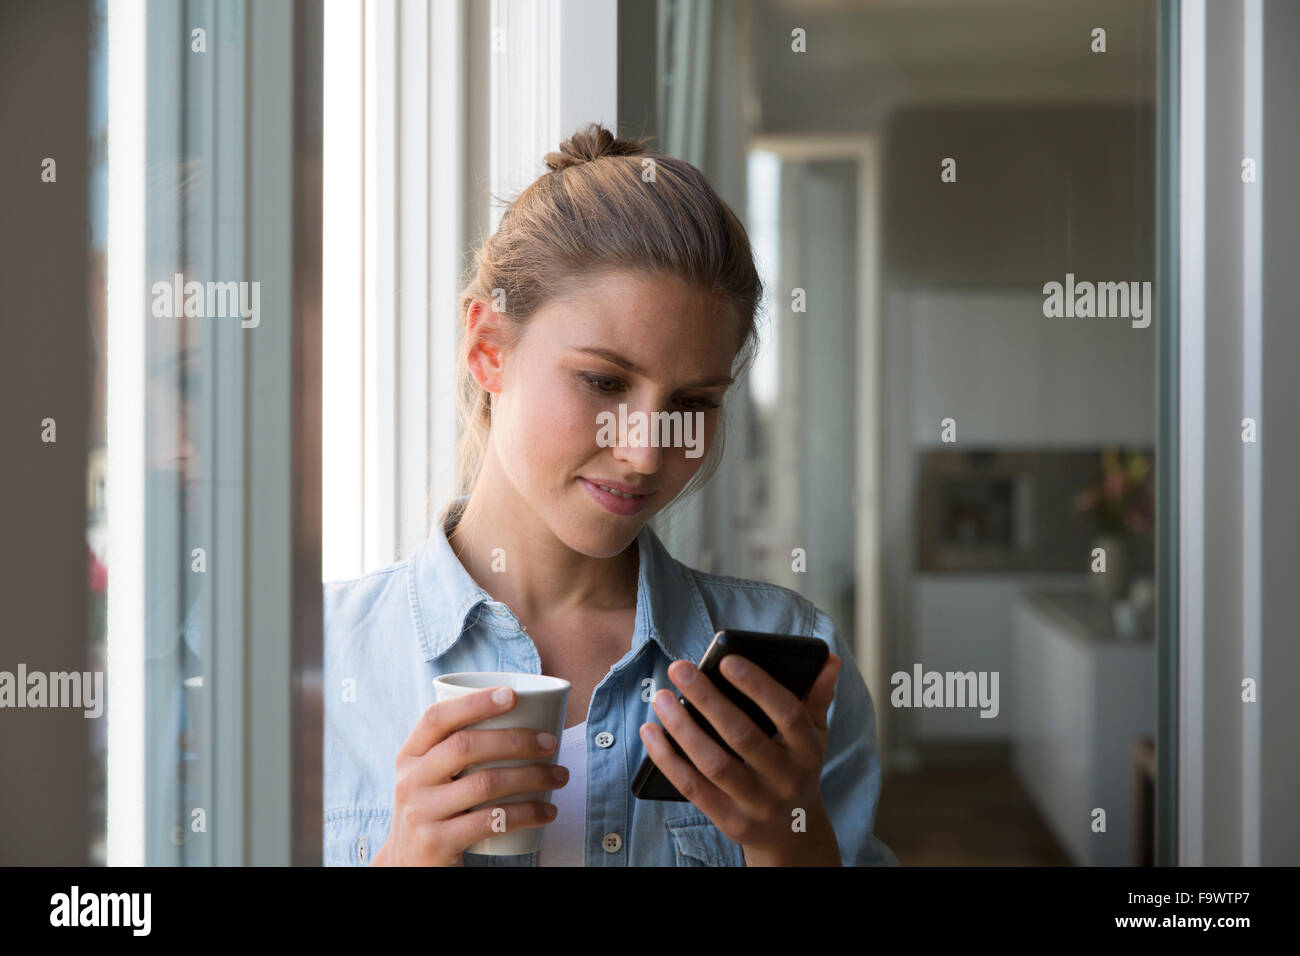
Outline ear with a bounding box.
[465,297,510,395]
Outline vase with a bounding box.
[1090,533,1129,604]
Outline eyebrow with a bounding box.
[573,346,734,387]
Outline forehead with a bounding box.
[541,270,737,355]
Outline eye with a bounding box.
[580,373,623,395]
[679,396,722,411]
[579,372,722,410]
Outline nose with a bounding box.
[610,405,664,475]
[612,434,662,475]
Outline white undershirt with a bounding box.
[536,720,587,866]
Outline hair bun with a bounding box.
[544,122,652,172]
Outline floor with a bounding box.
[873,743,1073,866]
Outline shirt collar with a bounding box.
[410,495,718,666]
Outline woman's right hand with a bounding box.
[371,686,568,866]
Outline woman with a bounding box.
[323,123,897,867]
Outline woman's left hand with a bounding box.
[639,652,844,867]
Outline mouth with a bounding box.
[579,477,654,516]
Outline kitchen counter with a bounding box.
[1012,588,1155,866]
[1019,588,1154,644]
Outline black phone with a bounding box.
[631,629,830,801]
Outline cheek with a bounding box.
[509,376,597,473]
[547,379,598,446]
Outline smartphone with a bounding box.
[631,629,830,801]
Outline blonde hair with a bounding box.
[441,122,763,527]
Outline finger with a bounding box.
[398,686,515,759]
[650,686,758,815]
[432,761,568,819]
[439,801,559,856]
[713,653,830,757]
[799,653,842,731]
[665,658,786,786]
[638,718,736,827]
[416,725,558,789]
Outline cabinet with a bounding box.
[1011,590,1154,866]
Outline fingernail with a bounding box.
[723,656,748,679]
[537,732,556,749]
[492,687,512,705]
[673,662,695,685]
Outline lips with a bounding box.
[580,477,653,516]
[584,478,652,498]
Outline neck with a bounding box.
[446,469,639,626]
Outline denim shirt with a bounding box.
[323,497,898,867]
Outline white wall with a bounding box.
[904,288,1156,448]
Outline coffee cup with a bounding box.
[431,671,571,856]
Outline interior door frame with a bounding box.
[746,134,886,755]
[1155,0,1179,870]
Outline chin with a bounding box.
[557,498,644,558]
[566,522,641,560]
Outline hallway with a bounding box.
[876,745,1073,866]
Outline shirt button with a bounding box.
[601,832,623,853]
[594,731,614,748]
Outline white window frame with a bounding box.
[108,0,322,866]
[324,0,617,578]
[489,0,619,231]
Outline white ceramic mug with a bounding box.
[431,671,571,856]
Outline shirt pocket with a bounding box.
[324,808,392,867]
[663,812,745,867]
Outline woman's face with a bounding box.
[470,269,739,558]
